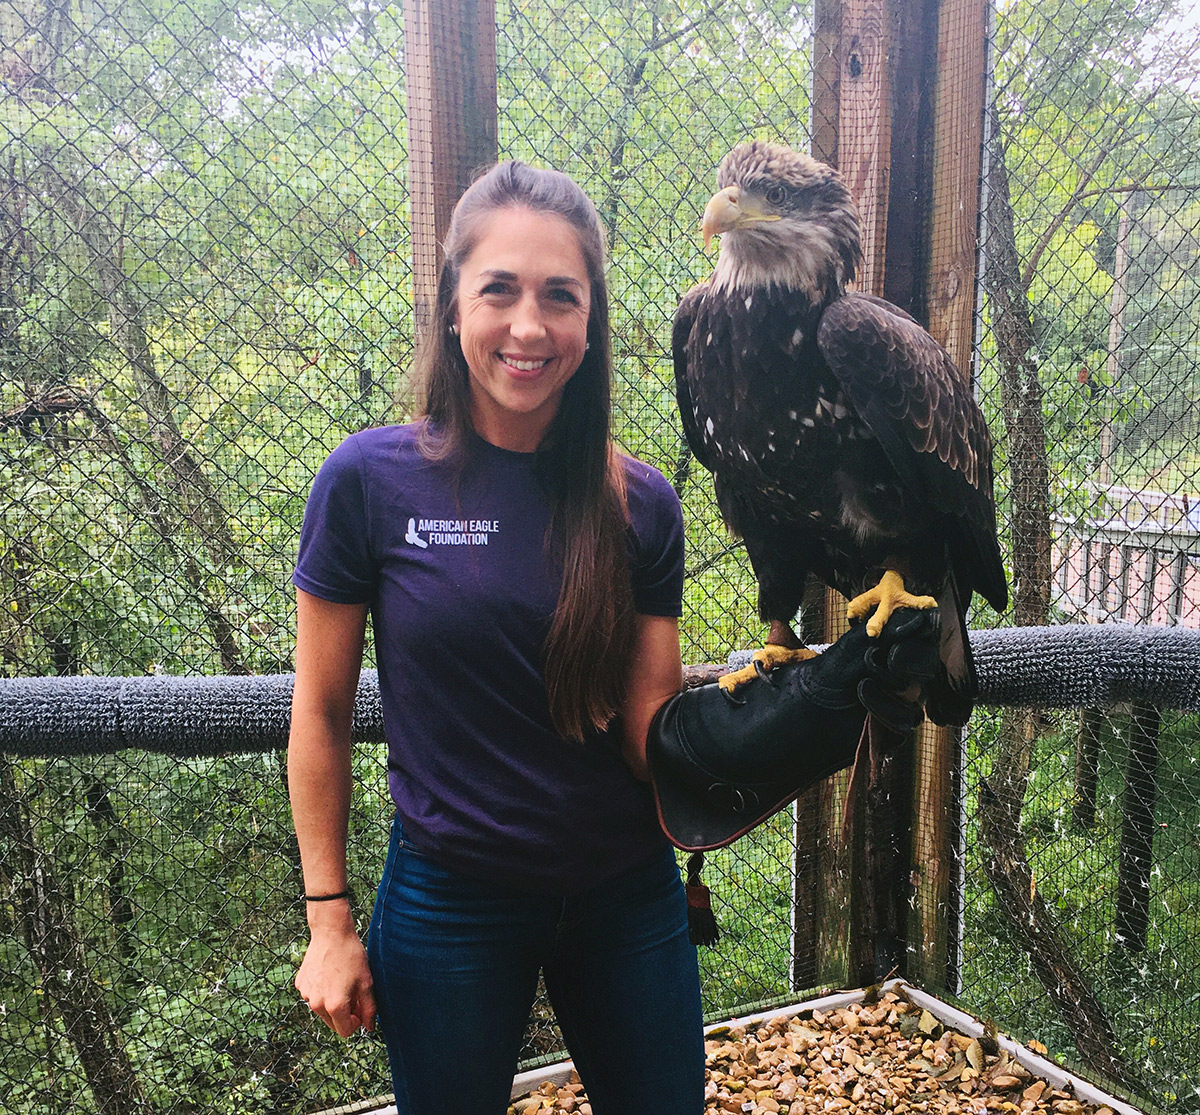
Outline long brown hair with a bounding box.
[413,161,635,742]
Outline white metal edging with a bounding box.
[500,979,1145,1111]
[350,980,1145,1114]
[894,980,1144,1114]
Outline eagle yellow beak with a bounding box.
[701,185,781,249]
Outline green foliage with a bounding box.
[1,746,396,1114]
[0,0,820,1110]
[960,709,1200,1113]
[694,812,808,1020]
[2,0,1200,1111]
[982,0,1200,507]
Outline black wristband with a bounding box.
[303,889,351,903]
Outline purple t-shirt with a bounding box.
[293,423,685,892]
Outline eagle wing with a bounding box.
[817,293,1008,613]
[672,281,717,474]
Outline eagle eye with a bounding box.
[765,184,787,206]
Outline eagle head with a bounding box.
[703,141,862,301]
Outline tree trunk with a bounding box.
[982,110,1052,629]
[84,776,138,1000]
[66,391,249,674]
[979,766,1130,1085]
[849,727,913,986]
[6,155,250,672]
[1073,706,1104,830]
[53,177,242,573]
[1098,196,1132,485]
[83,399,249,673]
[979,105,1126,1079]
[0,756,148,1115]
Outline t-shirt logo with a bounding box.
[405,518,429,549]
[405,516,500,547]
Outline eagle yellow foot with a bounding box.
[718,644,818,694]
[846,570,938,637]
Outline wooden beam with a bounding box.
[837,0,892,296]
[908,0,987,995]
[807,0,988,991]
[402,0,498,335]
[800,0,847,989]
[809,0,898,989]
[811,0,842,166]
[881,0,935,318]
[1140,548,1158,622]
[925,0,988,365]
[815,0,934,988]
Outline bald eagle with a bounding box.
[674,141,1007,725]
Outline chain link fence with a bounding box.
[1,0,1199,1112]
[960,2,1200,1108]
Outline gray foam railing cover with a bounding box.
[2,625,1198,758]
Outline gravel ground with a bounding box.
[508,990,1126,1115]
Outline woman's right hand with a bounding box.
[288,592,374,1038]
[296,906,377,1037]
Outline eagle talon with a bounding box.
[718,644,818,695]
[720,685,748,708]
[753,658,778,686]
[847,571,938,637]
[717,662,759,694]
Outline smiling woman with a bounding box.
[286,161,703,1115]
[414,162,639,744]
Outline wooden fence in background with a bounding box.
[1053,485,1200,628]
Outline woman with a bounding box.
[288,160,704,1113]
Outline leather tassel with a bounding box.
[685,851,719,946]
[839,717,872,846]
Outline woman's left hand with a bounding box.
[296,906,377,1037]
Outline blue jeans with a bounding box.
[366,817,704,1115]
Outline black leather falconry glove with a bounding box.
[647,608,940,852]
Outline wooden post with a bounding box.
[806,0,987,991]
[402,0,498,335]
[817,0,907,993]
[811,0,842,170]
[1168,549,1187,626]
[1140,548,1158,622]
[1115,703,1160,953]
[908,0,987,994]
[1117,544,1133,620]
[1100,540,1114,614]
[798,0,848,992]
[836,0,896,297]
[791,580,838,990]
[814,0,925,989]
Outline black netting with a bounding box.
[3,0,1200,1112]
[960,3,1200,1108]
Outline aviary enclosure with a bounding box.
[2,0,1200,1112]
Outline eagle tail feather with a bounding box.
[924,580,977,727]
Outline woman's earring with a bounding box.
[449,323,459,336]
[585,342,590,351]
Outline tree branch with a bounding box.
[646,1,723,53]
[1019,144,1112,293]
